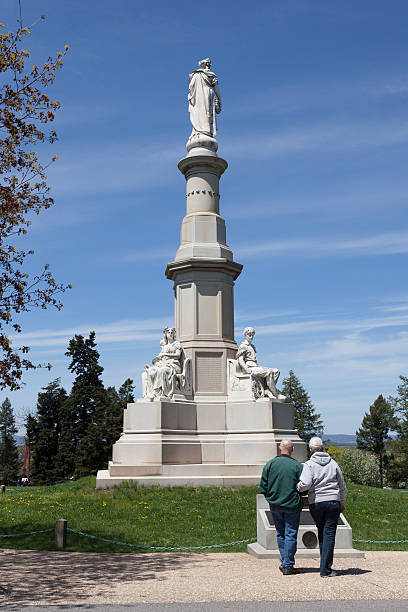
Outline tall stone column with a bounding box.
[165,153,242,400]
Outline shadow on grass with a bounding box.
[0,549,208,606]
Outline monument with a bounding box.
[96,59,307,489]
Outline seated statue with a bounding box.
[237,327,286,400]
[142,327,191,400]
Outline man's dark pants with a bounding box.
[270,506,301,569]
[309,500,341,576]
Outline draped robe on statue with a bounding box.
[144,340,183,399]
[188,69,219,137]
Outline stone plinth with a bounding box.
[96,399,306,488]
[247,494,364,559]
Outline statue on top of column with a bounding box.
[187,58,221,154]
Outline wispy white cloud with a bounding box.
[119,229,408,267]
[13,317,171,349]
[235,309,301,323]
[237,230,408,259]
[225,119,408,159]
[18,303,408,352]
[9,297,408,434]
[47,139,181,197]
[224,180,408,220]
[373,305,408,313]
[232,72,408,117]
[255,311,408,337]
[293,330,408,365]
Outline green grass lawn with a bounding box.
[0,478,407,553]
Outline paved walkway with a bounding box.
[2,603,408,612]
[0,549,407,607]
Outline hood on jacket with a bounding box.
[311,451,332,466]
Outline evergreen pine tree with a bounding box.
[390,375,408,421]
[387,376,408,486]
[98,378,135,469]
[25,413,38,449]
[53,398,78,481]
[0,398,19,484]
[101,386,121,464]
[118,378,135,405]
[281,370,323,442]
[356,394,395,488]
[62,332,106,477]
[29,379,67,484]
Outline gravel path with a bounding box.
[0,549,407,606]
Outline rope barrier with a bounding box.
[0,527,407,547]
[352,538,408,543]
[67,528,253,550]
[0,528,53,538]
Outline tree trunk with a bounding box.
[379,452,383,488]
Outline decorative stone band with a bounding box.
[178,154,228,179]
[165,257,243,282]
[186,191,220,198]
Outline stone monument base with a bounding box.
[247,494,364,559]
[96,398,307,489]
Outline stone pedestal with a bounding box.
[96,398,306,488]
[247,494,364,559]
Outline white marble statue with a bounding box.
[237,327,286,400]
[142,327,191,400]
[188,58,221,144]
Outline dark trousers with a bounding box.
[309,500,341,576]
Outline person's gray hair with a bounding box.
[309,436,324,452]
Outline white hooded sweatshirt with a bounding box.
[296,452,347,504]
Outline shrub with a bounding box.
[329,447,381,487]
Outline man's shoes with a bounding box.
[279,564,284,573]
[282,567,299,575]
[321,570,337,577]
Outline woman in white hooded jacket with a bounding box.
[297,437,347,577]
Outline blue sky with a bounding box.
[2,0,408,435]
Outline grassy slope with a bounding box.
[0,478,406,553]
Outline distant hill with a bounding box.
[323,434,357,443]
[323,434,357,447]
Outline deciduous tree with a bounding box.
[0,12,70,390]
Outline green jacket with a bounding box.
[260,455,303,512]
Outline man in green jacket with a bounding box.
[260,439,303,575]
